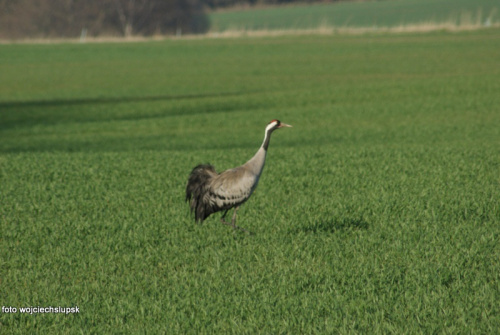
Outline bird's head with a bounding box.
[266,119,292,132]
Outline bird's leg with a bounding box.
[220,209,230,225]
[231,206,253,234]
[230,206,239,228]
[221,207,252,234]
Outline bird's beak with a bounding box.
[278,123,292,128]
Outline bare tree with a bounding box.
[0,0,209,39]
[110,0,148,37]
[105,0,208,36]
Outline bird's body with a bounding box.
[185,120,291,232]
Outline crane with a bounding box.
[185,119,292,233]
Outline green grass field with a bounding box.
[1,27,500,333]
[209,0,500,32]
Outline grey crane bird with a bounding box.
[186,119,292,232]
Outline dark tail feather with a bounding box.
[186,164,218,222]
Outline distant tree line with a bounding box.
[0,0,341,39]
[0,0,209,39]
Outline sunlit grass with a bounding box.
[1,29,499,333]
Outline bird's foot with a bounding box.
[220,218,253,235]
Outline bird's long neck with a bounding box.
[244,127,274,176]
[262,126,274,151]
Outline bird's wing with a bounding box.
[186,164,218,202]
[206,168,256,209]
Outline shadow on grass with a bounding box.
[0,133,265,154]
[293,216,369,234]
[0,90,264,131]
[0,91,256,110]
